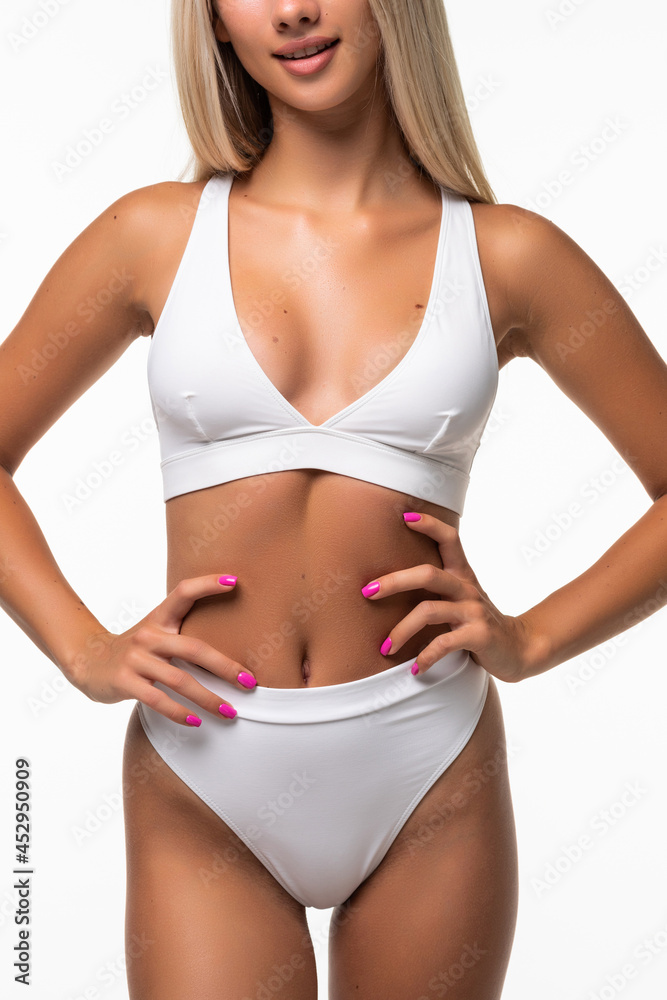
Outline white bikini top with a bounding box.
[147,173,499,515]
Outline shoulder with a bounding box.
[98,179,211,319]
[468,200,592,360]
[468,199,551,245]
[468,199,567,270]
[103,178,211,248]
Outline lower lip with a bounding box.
[274,40,339,77]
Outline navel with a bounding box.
[301,657,311,685]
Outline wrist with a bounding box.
[57,626,113,687]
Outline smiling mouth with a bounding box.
[275,39,340,60]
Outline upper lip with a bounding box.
[273,36,339,56]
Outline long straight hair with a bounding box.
[171,0,497,204]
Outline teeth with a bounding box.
[281,41,333,60]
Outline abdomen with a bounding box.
[165,470,458,687]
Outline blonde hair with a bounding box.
[171,0,497,204]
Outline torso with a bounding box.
[135,173,520,687]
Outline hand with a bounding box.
[361,513,534,684]
[68,574,256,725]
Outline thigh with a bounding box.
[328,676,518,1000]
[122,704,318,1000]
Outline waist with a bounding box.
[165,471,458,687]
[166,648,481,722]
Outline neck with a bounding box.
[243,85,429,213]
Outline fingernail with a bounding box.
[186,714,202,726]
[219,575,237,586]
[219,704,237,719]
[380,636,392,656]
[361,581,380,597]
[403,513,421,522]
[411,662,420,675]
[237,672,257,689]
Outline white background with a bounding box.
[1,0,666,997]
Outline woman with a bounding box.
[2,0,666,996]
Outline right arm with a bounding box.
[0,184,254,724]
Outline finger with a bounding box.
[361,563,470,602]
[402,513,476,582]
[152,630,257,690]
[134,678,222,728]
[151,574,239,633]
[411,625,477,675]
[139,656,240,723]
[380,599,468,657]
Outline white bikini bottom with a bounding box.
[137,648,489,909]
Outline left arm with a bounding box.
[500,207,667,679]
[362,206,667,682]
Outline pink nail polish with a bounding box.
[186,714,202,727]
[380,636,392,656]
[361,581,380,597]
[219,575,237,586]
[219,704,237,719]
[237,672,257,689]
[403,512,421,522]
[411,662,420,675]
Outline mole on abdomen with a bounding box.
[416,303,424,308]
[272,336,279,343]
